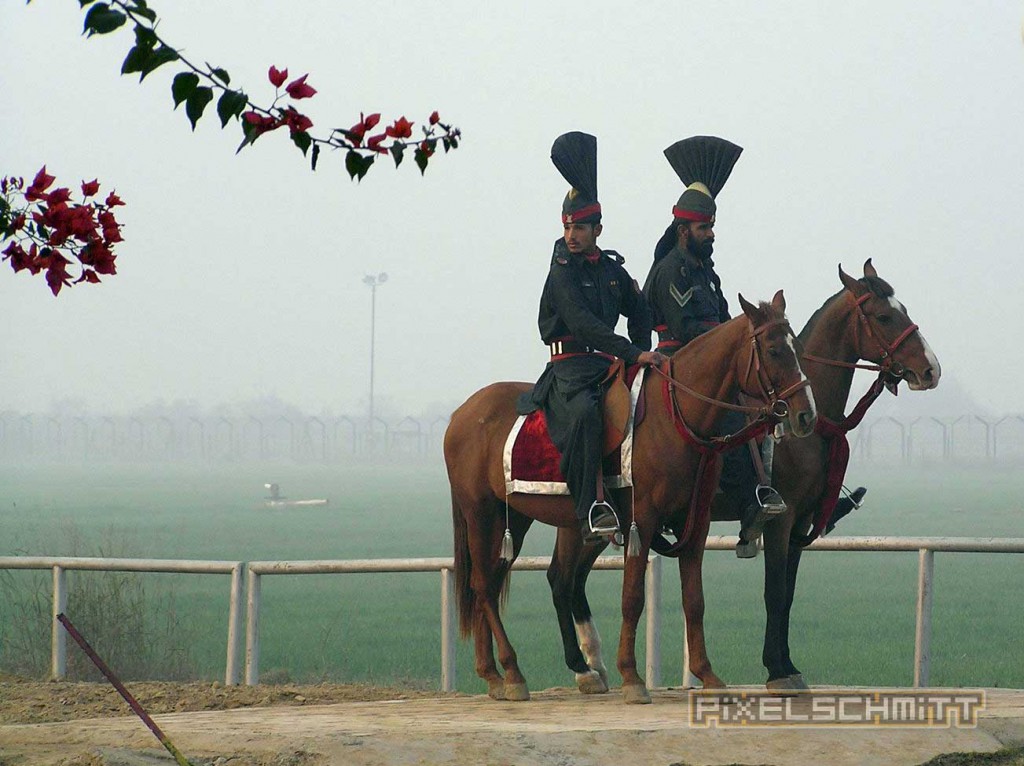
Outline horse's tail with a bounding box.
[451,488,475,639]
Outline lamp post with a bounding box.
[362,272,388,442]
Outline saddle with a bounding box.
[504,363,644,496]
[601,358,631,456]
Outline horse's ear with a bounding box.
[738,293,763,324]
[771,289,786,313]
[863,258,879,279]
[838,263,864,295]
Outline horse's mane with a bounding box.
[797,275,894,344]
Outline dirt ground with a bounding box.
[1,676,1023,766]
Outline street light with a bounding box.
[363,272,388,437]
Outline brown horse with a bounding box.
[727,259,941,690]
[445,291,817,703]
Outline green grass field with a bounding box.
[1,459,1021,692]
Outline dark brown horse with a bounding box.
[731,260,941,690]
[540,260,940,697]
[445,291,817,703]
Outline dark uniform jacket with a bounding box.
[538,239,652,361]
[642,244,729,350]
[521,238,652,414]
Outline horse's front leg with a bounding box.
[678,538,725,689]
[761,512,807,691]
[549,528,608,694]
[617,539,652,704]
[572,533,612,690]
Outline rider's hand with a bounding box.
[637,351,668,367]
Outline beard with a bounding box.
[686,237,714,260]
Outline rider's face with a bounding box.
[563,222,602,254]
[680,221,715,259]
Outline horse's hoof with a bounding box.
[788,673,810,690]
[576,670,609,695]
[700,676,727,690]
[766,677,801,695]
[622,683,652,705]
[487,680,505,700]
[504,682,530,701]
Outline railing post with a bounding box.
[441,567,457,692]
[645,555,661,688]
[245,568,261,686]
[914,548,934,687]
[51,565,67,680]
[225,562,245,685]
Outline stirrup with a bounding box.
[841,484,866,509]
[736,538,760,559]
[755,485,787,516]
[583,500,619,544]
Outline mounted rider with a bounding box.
[523,131,665,545]
[642,136,791,558]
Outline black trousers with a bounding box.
[717,411,759,505]
[536,355,613,522]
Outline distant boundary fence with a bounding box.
[2,535,1021,690]
[2,411,1024,463]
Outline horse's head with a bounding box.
[737,290,817,438]
[838,259,941,392]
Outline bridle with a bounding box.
[801,291,919,379]
[650,317,811,428]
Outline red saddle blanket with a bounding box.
[504,365,645,495]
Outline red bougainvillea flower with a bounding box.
[268,66,288,88]
[280,107,313,135]
[385,117,414,139]
[348,112,380,146]
[104,191,125,207]
[46,187,72,206]
[366,133,388,153]
[98,211,123,244]
[243,111,283,137]
[81,179,100,197]
[44,251,71,296]
[429,111,440,126]
[11,213,26,231]
[25,166,56,202]
[363,113,381,131]
[75,269,101,284]
[285,74,317,100]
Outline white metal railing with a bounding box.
[0,556,245,685]
[3,536,1022,689]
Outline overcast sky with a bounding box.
[3,1,1023,418]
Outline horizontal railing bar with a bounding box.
[0,557,241,573]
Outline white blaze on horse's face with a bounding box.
[786,333,816,414]
[887,296,942,390]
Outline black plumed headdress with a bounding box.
[664,136,743,223]
[551,131,601,224]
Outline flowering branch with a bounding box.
[1,168,125,296]
[72,0,462,181]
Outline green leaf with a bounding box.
[129,5,157,22]
[120,44,150,75]
[390,143,405,168]
[139,45,179,82]
[414,147,430,175]
[311,143,321,171]
[185,86,214,131]
[291,131,312,156]
[216,90,248,127]
[133,24,158,48]
[79,0,97,7]
[83,3,127,36]
[345,150,374,182]
[236,120,259,154]
[171,72,200,108]
[210,67,231,86]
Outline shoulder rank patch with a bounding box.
[603,248,625,264]
[555,256,569,266]
[669,283,694,308]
